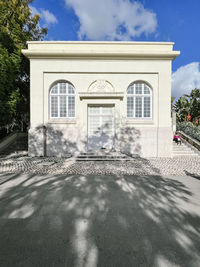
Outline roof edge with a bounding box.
[22,50,180,60]
[27,41,175,45]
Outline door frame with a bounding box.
[87,104,115,151]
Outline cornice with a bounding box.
[22,50,180,60]
[26,41,175,45]
[79,92,124,99]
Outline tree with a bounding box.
[0,0,47,132]
[174,88,200,122]
[187,89,200,121]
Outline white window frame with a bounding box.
[50,82,75,119]
[127,82,152,119]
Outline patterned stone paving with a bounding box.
[0,152,199,176]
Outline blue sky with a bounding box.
[30,0,200,98]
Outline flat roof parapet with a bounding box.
[22,41,180,60]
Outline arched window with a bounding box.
[50,81,75,118]
[127,82,152,118]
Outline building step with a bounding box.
[173,150,195,154]
[173,147,199,157]
[75,157,133,161]
[173,144,190,148]
[77,155,128,159]
[173,149,198,154]
[173,148,193,153]
[75,151,133,161]
[173,153,199,157]
[172,138,200,157]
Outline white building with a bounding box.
[22,41,180,157]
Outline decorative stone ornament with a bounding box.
[88,80,114,92]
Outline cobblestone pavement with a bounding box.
[0,152,199,176]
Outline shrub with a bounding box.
[177,121,200,142]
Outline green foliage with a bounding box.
[177,121,200,142]
[189,89,200,121]
[173,95,190,122]
[174,89,200,122]
[0,0,47,131]
[0,0,47,49]
[0,46,20,125]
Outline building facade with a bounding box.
[22,41,180,157]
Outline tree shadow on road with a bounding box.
[0,173,199,267]
[184,170,200,181]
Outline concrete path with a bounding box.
[0,173,200,267]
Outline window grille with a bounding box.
[127,82,152,119]
[50,82,75,118]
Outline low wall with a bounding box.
[0,132,27,153]
[178,131,200,151]
[0,133,18,153]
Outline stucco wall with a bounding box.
[24,42,179,158]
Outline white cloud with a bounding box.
[30,6,58,26]
[172,62,200,99]
[65,0,157,40]
[41,9,58,25]
[30,6,39,17]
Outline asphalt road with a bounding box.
[0,173,200,267]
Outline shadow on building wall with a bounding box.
[28,124,142,157]
[116,126,141,156]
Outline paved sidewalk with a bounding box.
[0,152,199,176]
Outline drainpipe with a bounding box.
[43,125,47,157]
